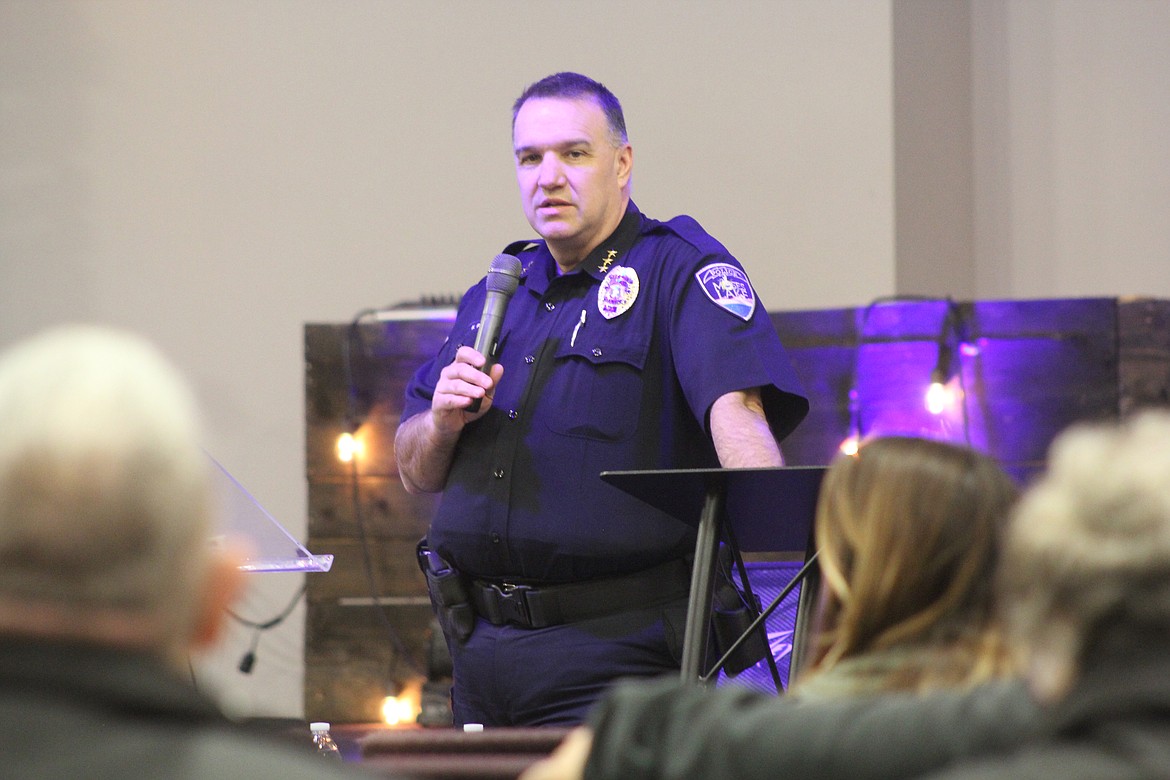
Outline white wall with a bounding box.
[0,0,894,717]
[972,0,1170,299]
[893,0,975,298]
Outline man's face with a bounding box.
[513,96,632,270]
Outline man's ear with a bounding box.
[616,144,633,189]
[189,541,248,652]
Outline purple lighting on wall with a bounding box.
[841,297,974,454]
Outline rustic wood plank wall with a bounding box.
[304,298,1170,722]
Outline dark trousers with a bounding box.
[446,596,689,727]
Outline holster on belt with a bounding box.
[416,539,475,644]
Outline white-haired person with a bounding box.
[920,409,1170,778]
[0,326,382,778]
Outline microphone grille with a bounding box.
[485,254,523,295]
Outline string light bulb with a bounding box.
[839,385,861,456]
[336,431,364,463]
[380,695,414,726]
[925,370,949,415]
[925,372,962,415]
[926,317,957,417]
[380,680,422,726]
[838,434,860,457]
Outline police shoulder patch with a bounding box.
[695,262,757,321]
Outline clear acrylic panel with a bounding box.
[207,453,333,573]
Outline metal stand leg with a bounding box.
[679,486,724,684]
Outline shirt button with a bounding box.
[524,355,535,364]
[490,533,501,544]
[545,302,556,311]
[592,348,603,357]
[493,468,505,479]
[508,409,518,420]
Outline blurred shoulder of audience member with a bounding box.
[520,678,1036,780]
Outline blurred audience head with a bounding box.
[999,409,1170,702]
[805,435,1019,693]
[0,325,241,667]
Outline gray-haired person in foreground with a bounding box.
[0,326,385,778]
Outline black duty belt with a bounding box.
[469,558,692,629]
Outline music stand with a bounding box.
[600,466,824,685]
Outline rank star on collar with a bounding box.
[598,249,618,273]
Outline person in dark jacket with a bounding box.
[0,326,383,779]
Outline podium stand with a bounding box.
[601,466,825,686]
[208,454,334,573]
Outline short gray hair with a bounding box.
[0,325,212,636]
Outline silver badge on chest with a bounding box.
[597,266,640,320]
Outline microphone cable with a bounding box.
[226,581,307,674]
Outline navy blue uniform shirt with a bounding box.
[402,203,808,583]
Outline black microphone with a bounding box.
[466,253,522,412]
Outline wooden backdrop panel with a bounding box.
[304,297,1170,721]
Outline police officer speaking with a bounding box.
[395,72,809,727]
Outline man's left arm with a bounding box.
[709,387,784,468]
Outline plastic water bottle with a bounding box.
[310,721,342,760]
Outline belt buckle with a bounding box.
[494,582,533,627]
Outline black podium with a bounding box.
[601,466,825,686]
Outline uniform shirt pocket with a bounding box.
[543,337,650,442]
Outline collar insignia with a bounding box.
[598,249,619,273]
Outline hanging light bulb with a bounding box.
[840,385,861,456]
[336,431,364,463]
[380,679,422,726]
[925,370,949,415]
[380,695,415,726]
[838,433,860,457]
[925,371,964,416]
[925,323,957,416]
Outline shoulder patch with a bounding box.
[695,262,757,321]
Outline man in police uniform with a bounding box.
[395,72,808,726]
